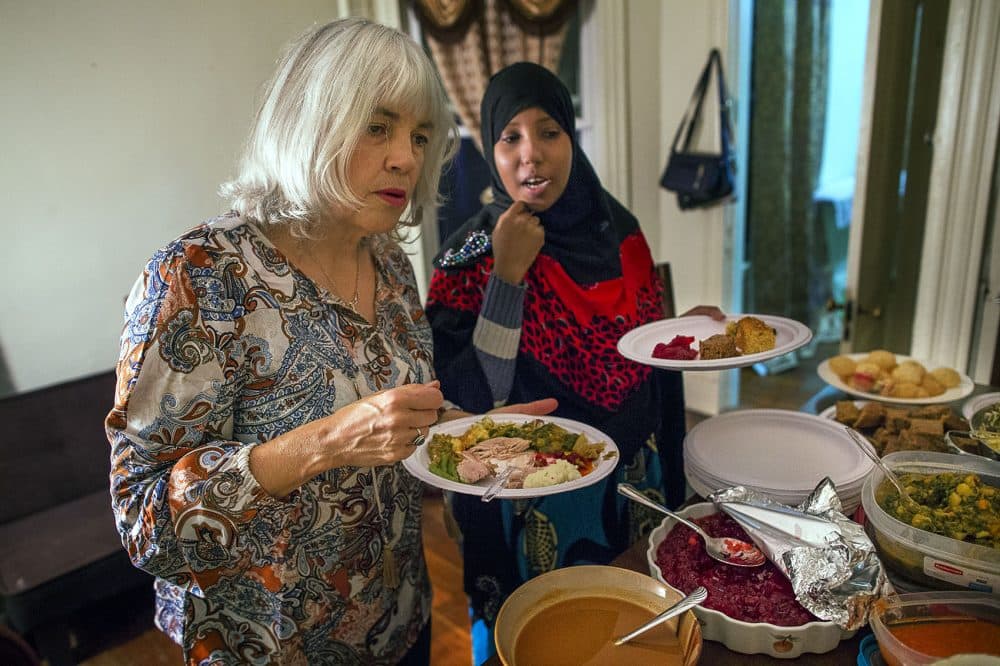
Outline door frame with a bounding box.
[847,0,1000,375]
[910,0,1000,376]
[844,0,881,352]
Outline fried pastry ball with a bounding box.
[848,375,872,392]
[930,367,961,389]
[866,349,897,370]
[891,360,926,385]
[828,355,856,378]
[887,382,921,398]
[920,374,945,397]
[855,361,883,379]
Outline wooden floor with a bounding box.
[57,345,835,666]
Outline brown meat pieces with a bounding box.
[831,400,969,456]
[699,334,739,360]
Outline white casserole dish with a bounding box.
[646,502,856,658]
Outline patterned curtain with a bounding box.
[413,0,575,151]
[746,0,831,330]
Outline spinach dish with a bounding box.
[877,471,1000,549]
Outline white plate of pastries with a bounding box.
[816,350,974,405]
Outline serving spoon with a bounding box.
[617,483,766,567]
[844,426,922,510]
[613,585,708,646]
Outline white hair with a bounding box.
[221,18,458,237]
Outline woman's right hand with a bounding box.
[491,200,544,285]
[322,382,443,467]
[249,382,443,497]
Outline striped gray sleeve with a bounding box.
[473,274,525,406]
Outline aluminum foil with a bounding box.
[709,478,886,629]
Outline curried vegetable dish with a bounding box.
[427,417,609,489]
[876,471,1000,549]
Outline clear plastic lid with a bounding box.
[861,452,1000,574]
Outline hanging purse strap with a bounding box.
[670,49,735,158]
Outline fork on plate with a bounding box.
[481,466,515,502]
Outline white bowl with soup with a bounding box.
[493,564,702,666]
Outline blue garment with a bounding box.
[450,444,668,665]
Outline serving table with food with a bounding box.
[420,336,1000,665]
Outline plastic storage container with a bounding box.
[861,451,1000,592]
[868,591,1000,665]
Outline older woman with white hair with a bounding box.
[106,18,553,664]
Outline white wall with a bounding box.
[0,1,354,393]
[625,0,663,256]
[2,0,734,403]
[648,0,731,414]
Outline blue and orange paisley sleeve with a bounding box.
[107,242,293,596]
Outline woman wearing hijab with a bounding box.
[426,62,722,663]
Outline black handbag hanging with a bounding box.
[660,49,737,210]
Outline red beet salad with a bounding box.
[654,512,819,626]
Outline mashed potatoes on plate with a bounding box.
[523,459,582,489]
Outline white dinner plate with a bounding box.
[683,463,864,512]
[683,409,874,494]
[816,353,975,405]
[616,314,812,371]
[402,413,619,499]
[963,392,1000,421]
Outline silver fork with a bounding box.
[481,466,515,502]
[613,586,708,646]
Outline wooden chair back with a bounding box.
[655,262,677,319]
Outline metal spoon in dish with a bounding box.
[617,483,766,567]
[844,426,922,510]
[614,586,708,646]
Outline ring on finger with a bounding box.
[411,426,426,447]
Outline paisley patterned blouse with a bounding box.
[106,213,433,665]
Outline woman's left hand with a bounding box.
[436,398,558,425]
[680,305,726,320]
[489,398,558,416]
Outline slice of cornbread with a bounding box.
[728,316,777,354]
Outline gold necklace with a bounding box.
[310,240,363,309]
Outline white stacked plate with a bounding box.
[683,409,874,512]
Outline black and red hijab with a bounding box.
[427,63,682,485]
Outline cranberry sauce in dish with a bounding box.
[655,512,817,626]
